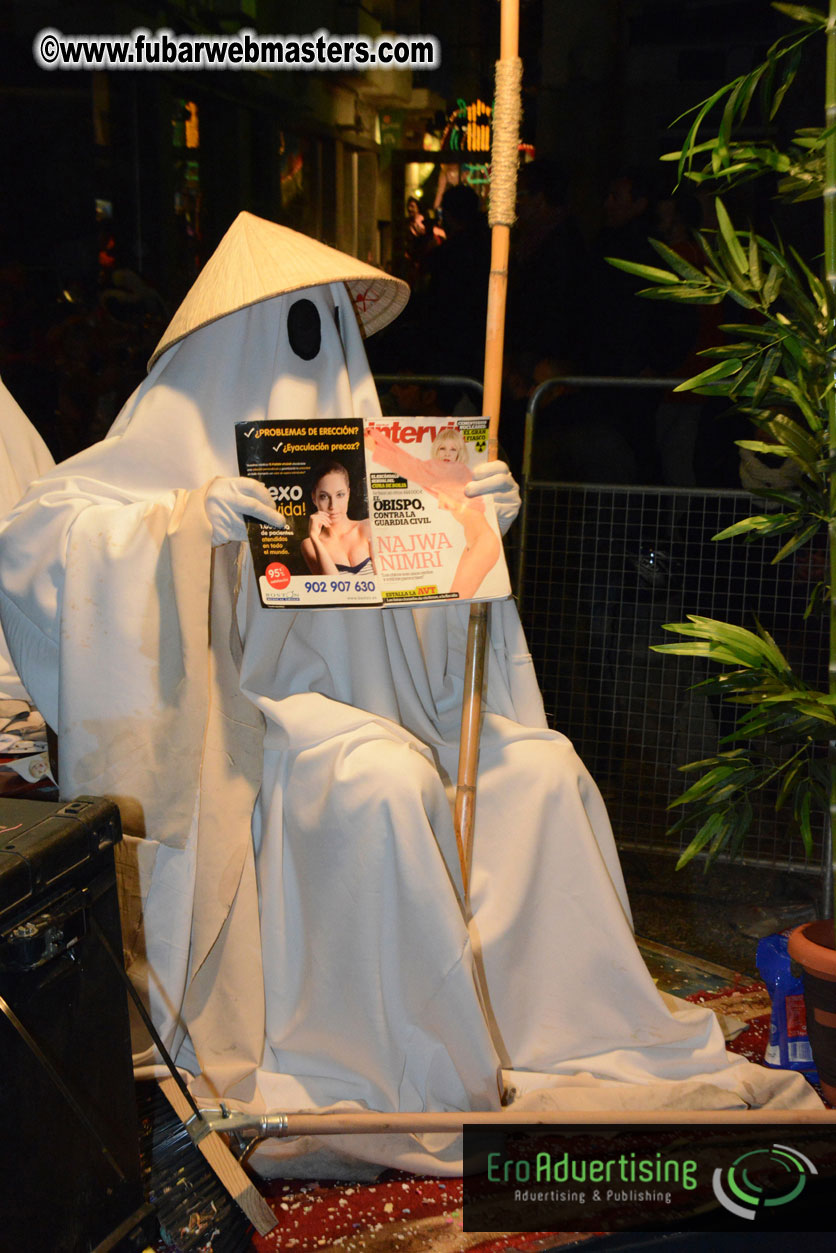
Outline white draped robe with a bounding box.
[0,285,819,1176]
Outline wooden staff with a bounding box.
[453,0,522,901]
[204,1106,836,1140]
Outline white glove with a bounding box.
[464,460,521,536]
[204,476,286,546]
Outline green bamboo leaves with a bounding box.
[772,5,827,26]
[652,618,829,866]
[611,2,836,873]
[610,199,831,568]
[664,7,824,189]
[656,616,793,672]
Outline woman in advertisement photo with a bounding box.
[301,458,375,576]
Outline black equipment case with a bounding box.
[0,796,153,1252]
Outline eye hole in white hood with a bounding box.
[287,298,322,361]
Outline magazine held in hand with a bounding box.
[235,417,511,608]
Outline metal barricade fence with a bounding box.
[517,377,828,895]
[373,375,484,407]
[372,373,827,894]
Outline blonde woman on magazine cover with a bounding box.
[365,424,500,598]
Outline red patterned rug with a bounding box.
[685,980,773,1066]
[253,1174,598,1252]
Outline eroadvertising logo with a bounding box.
[712,1142,817,1220]
[461,1123,836,1233]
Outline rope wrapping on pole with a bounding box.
[488,57,523,230]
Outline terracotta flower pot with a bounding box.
[787,920,836,1106]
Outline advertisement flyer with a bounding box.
[236,416,511,608]
[235,417,376,607]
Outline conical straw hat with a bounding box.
[149,211,409,369]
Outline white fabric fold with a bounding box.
[0,377,54,700]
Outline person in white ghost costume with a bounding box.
[0,215,820,1177]
[0,376,53,703]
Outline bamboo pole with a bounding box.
[827,0,836,925]
[453,0,522,903]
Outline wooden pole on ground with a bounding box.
[209,1106,836,1139]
